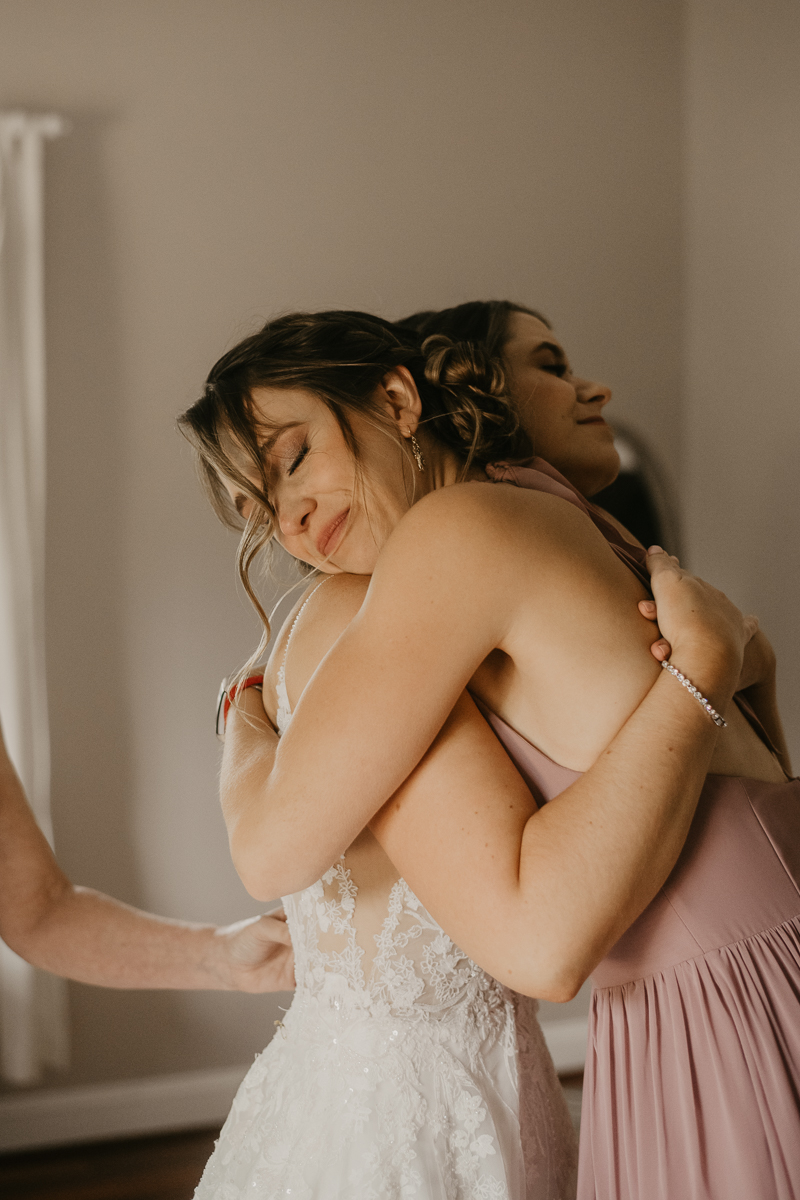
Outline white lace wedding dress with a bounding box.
[195,609,577,1200]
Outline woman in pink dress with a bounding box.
[181,308,798,1199]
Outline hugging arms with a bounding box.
[222,523,753,1001]
[182,309,778,1001]
[184,306,800,1200]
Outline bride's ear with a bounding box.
[379,367,423,437]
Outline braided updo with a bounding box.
[420,334,524,464]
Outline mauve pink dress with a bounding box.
[481,460,800,1200]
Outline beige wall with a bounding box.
[0,0,685,1091]
[684,0,800,767]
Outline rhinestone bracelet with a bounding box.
[661,660,727,727]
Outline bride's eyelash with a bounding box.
[288,443,309,475]
[542,362,567,377]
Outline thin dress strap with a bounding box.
[275,576,331,731]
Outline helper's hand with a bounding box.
[639,548,757,694]
[638,549,762,687]
[638,596,672,663]
[212,909,295,993]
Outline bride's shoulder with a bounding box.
[265,574,370,703]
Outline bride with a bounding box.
[180,310,788,1199]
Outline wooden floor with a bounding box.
[0,1127,219,1200]
[0,1077,582,1198]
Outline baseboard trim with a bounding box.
[0,1064,247,1153]
[0,1017,587,1153]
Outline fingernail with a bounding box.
[647,545,664,554]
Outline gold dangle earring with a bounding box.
[410,434,425,472]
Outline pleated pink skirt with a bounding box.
[580,775,800,1200]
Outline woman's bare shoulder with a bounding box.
[383,479,603,575]
[265,573,370,706]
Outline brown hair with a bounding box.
[178,309,530,671]
[399,300,551,361]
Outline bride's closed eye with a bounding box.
[288,443,309,475]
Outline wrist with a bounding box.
[666,640,740,709]
[661,661,727,727]
[226,689,276,737]
[216,674,265,740]
[201,927,238,991]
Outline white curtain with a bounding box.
[0,112,69,1084]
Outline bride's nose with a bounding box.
[276,489,316,537]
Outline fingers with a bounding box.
[646,545,680,566]
[253,914,292,943]
[638,596,671,660]
[638,594,671,660]
[645,545,683,585]
[649,637,671,662]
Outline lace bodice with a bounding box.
[194,583,577,1199]
[276,580,511,1031]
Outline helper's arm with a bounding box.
[0,723,293,992]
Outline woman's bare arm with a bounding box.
[223,486,744,906]
[372,686,712,1000]
[0,728,294,992]
[231,555,744,1000]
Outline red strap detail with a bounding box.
[222,674,264,728]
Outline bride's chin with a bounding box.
[329,549,379,576]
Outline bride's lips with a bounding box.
[316,508,350,557]
[577,416,608,426]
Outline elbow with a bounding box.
[230,832,317,904]
[229,831,278,903]
[232,851,285,905]
[507,944,590,1003]
[238,874,282,905]
[533,971,586,1004]
[533,944,592,1002]
[0,879,72,967]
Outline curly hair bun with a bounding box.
[420,335,525,462]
